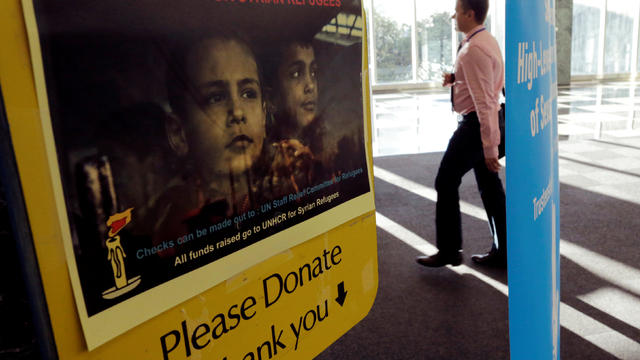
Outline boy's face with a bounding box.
[277,44,318,128]
[182,38,266,177]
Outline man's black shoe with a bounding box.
[471,251,507,268]
[416,251,463,267]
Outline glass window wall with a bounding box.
[604,0,634,74]
[368,0,505,87]
[572,0,602,75]
[372,0,413,83]
[416,2,454,82]
[571,0,640,79]
[638,14,640,73]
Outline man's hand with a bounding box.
[442,72,454,87]
[485,156,501,173]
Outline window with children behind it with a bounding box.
[146,31,369,261]
[35,1,370,315]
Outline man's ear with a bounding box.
[165,112,188,156]
[467,9,476,22]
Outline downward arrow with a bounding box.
[335,281,347,306]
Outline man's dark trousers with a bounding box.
[435,112,506,257]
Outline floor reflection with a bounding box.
[372,81,640,157]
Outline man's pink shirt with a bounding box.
[452,25,505,159]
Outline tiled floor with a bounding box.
[371,90,458,156]
[558,82,640,140]
[372,80,640,157]
[559,137,640,202]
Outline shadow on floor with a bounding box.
[317,152,639,360]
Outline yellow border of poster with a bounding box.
[0,0,378,358]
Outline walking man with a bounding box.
[416,0,506,268]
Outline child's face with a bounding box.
[182,38,266,177]
[276,44,318,128]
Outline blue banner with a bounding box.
[506,0,560,358]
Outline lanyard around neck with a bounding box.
[466,27,486,42]
[457,27,485,53]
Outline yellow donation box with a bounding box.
[0,0,377,358]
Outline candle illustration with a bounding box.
[102,208,141,299]
[106,236,127,289]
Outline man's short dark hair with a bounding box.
[460,0,489,24]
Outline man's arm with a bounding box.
[459,46,501,171]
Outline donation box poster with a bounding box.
[505,0,561,358]
[19,0,374,350]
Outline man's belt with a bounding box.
[459,111,479,125]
